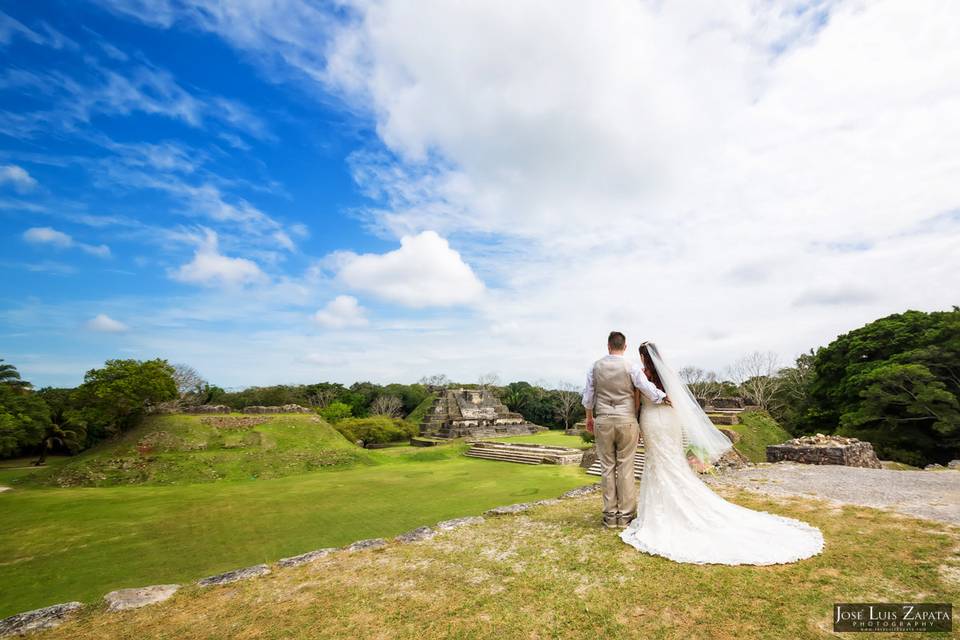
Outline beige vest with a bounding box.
[592,356,636,417]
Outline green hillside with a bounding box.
[727,410,792,462]
[17,413,368,488]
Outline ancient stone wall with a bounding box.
[242,404,312,414]
[766,434,882,469]
[180,405,232,414]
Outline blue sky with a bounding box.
[2,1,958,389]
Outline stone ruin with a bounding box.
[698,396,746,411]
[419,388,545,438]
[766,433,882,469]
[180,404,232,414]
[242,404,312,414]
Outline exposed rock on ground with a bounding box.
[0,602,82,637]
[394,526,436,543]
[103,585,180,612]
[560,484,601,499]
[436,516,484,531]
[345,538,387,552]
[486,502,534,516]
[276,548,338,568]
[197,564,271,586]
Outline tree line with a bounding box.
[2,307,956,464]
[677,308,960,466]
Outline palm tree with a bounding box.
[34,408,84,466]
[0,359,32,392]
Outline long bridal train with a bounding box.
[620,345,824,565]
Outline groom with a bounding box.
[583,331,667,528]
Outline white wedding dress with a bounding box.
[620,394,825,565]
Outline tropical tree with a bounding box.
[74,359,177,443]
[768,351,815,433]
[0,361,49,458]
[804,308,960,464]
[34,408,85,465]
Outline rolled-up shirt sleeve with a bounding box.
[581,366,595,410]
[630,363,666,403]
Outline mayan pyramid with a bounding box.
[419,388,545,439]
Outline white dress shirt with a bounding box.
[581,354,667,410]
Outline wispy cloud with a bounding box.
[0,59,271,143]
[86,313,129,332]
[0,164,37,192]
[0,10,76,50]
[23,226,111,257]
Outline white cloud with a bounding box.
[0,164,38,191]
[23,226,111,257]
[171,228,268,288]
[314,295,368,329]
[333,231,484,308]
[309,0,960,372]
[86,313,128,333]
[24,226,72,248]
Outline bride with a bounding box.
[619,342,824,565]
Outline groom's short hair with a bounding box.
[608,331,626,351]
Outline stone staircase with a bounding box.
[585,448,647,479]
[464,442,584,465]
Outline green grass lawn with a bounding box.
[491,430,590,449]
[0,440,590,618]
[0,456,70,485]
[31,490,960,640]
[727,410,793,462]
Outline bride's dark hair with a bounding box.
[639,343,666,393]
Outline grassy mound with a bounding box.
[29,490,960,640]
[17,413,366,488]
[404,392,437,431]
[727,410,793,462]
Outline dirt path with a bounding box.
[706,462,960,525]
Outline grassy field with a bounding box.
[727,410,793,462]
[29,489,960,640]
[0,430,590,618]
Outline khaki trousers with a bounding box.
[594,415,639,519]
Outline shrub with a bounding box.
[319,402,352,424]
[333,416,416,447]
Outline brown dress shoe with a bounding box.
[603,516,619,529]
[617,514,635,528]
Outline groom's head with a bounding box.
[607,331,626,354]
